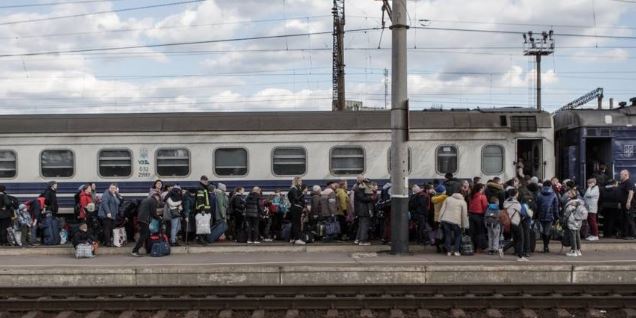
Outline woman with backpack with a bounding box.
[504,189,528,261]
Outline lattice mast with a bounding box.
[332,0,345,111]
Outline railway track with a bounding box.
[1,284,636,317]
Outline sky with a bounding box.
[0,0,634,114]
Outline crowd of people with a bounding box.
[0,165,633,260]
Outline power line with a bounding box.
[0,0,132,9]
[0,0,205,26]
[0,28,380,58]
[0,15,331,40]
[413,26,636,40]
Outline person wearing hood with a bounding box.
[504,188,528,261]
[485,178,505,210]
[536,181,559,253]
[584,178,600,241]
[439,190,469,256]
[41,181,59,216]
[98,183,120,247]
[310,185,322,223]
[214,183,229,224]
[320,182,338,219]
[563,188,588,257]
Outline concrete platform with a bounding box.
[1,245,636,287]
[1,239,634,256]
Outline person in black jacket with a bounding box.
[41,181,59,216]
[354,176,373,246]
[244,187,263,244]
[287,176,305,245]
[0,185,14,246]
[131,194,160,256]
[228,187,246,241]
[410,184,431,245]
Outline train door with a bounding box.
[516,139,544,179]
[585,138,613,182]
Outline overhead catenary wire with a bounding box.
[0,0,132,10]
[0,0,206,26]
[0,28,382,58]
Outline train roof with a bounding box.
[0,110,552,134]
[553,105,636,131]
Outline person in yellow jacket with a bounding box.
[431,184,448,253]
[335,181,350,240]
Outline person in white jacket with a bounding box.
[584,178,600,241]
[439,192,469,256]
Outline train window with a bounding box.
[98,149,132,177]
[330,147,365,175]
[0,151,16,178]
[436,145,457,175]
[215,148,248,176]
[156,149,190,177]
[41,150,74,178]
[482,145,504,175]
[387,147,412,173]
[511,116,537,132]
[272,147,306,176]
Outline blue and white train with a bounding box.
[0,108,555,213]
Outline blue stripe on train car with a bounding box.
[2,178,442,209]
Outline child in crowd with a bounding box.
[484,197,503,258]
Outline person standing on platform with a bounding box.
[288,177,306,245]
[439,189,469,256]
[619,170,636,240]
[131,194,160,257]
[504,189,527,261]
[354,176,373,246]
[98,183,120,247]
[41,181,59,216]
[564,189,588,257]
[584,178,600,241]
[536,181,559,253]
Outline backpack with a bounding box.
[5,195,19,210]
[485,205,500,219]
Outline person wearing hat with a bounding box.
[195,176,216,244]
[72,223,96,257]
[431,184,448,253]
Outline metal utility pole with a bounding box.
[383,0,409,255]
[332,0,345,111]
[523,30,554,111]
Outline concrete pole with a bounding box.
[390,0,409,255]
[536,54,541,112]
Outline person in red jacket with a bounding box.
[468,183,489,252]
[78,185,94,222]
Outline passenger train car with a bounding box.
[0,109,554,213]
[554,101,636,184]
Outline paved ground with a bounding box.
[1,244,635,267]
